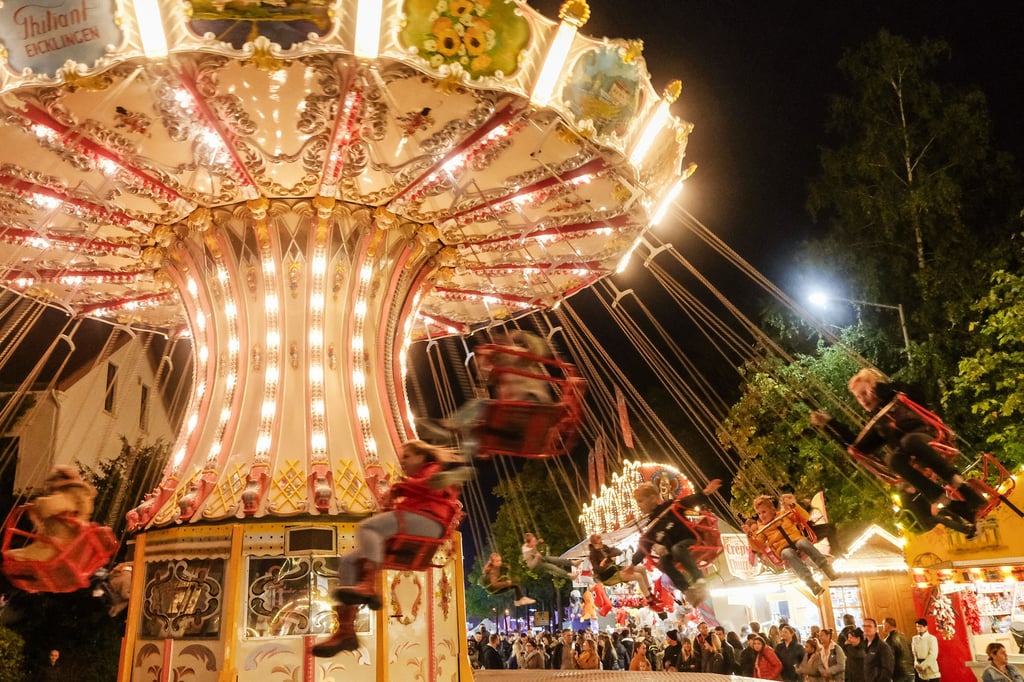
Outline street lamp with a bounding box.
[808,292,912,366]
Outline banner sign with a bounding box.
[0,0,122,76]
[722,532,764,580]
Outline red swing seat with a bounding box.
[382,504,464,571]
[1,506,118,593]
[746,509,818,570]
[471,345,587,459]
[684,510,723,568]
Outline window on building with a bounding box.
[104,363,118,413]
[829,584,864,631]
[139,384,150,431]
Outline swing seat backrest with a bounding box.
[473,359,586,459]
[684,511,723,568]
[1,505,118,593]
[382,503,464,571]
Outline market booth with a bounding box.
[904,478,1024,681]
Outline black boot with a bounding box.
[312,604,360,657]
[956,483,988,520]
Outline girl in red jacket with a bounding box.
[313,440,464,656]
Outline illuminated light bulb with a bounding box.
[225,374,236,389]
[266,331,280,348]
[530,20,578,107]
[352,370,366,387]
[651,179,683,226]
[221,407,232,422]
[228,337,240,353]
[187,414,199,431]
[309,365,324,383]
[133,0,169,58]
[360,265,373,282]
[354,300,367,317]
[199,346,209,362]
[261,401,276,420]
[172,447,186,467]
[357,404,371,420]
[98,158,120,176]
[630,99,671,167]
[257,435,272,451]
[354,0,383,59]
[225,302,237,318]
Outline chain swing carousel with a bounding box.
[0,0,694,679]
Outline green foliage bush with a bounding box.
[0,625,26,682]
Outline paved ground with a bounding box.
[474,672,761,681]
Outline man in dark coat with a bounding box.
[715,625,737,674]
[481,633,505,669]
[775,625,804,682]
[662,630,683,671]
[863,619,895,682]
[881,617,915,682]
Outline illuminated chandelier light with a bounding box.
[1,268,151,286]
[78,291,178,318]
[319,91,364,195]
[0,225,141,258]
[252,205,281,465]
[351,262,378,462]
[308,203,332,463]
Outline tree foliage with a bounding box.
[719,330,889,527]
[804,30,1021,400]
[948,265,1024,469]
[465,459,581,622]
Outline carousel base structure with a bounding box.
[119,522,471,682]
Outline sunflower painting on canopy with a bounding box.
[401,0,531,78]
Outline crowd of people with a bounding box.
[465,612,947,681]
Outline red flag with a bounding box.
[587,447,596,496]
[615,385,634,448]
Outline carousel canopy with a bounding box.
[0,0,693,339]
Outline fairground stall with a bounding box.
[904,471,1024,682]
[0,0,695,679]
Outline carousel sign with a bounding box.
[0,0,121,75]
[722,532,764,580]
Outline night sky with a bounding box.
[529,0,1024,285]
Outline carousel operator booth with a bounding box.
[0,0,696,680]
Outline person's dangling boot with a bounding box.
[335,559,382,610]
[814,556,839,582]
[312,603,360,657]
[955,483,988,520]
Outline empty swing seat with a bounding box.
[2,506,118,593]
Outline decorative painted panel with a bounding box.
[399,0,531,78]
[185,0,334,49]
[140,558,225,639]
[0,0,122,75]
[562,43,644,139]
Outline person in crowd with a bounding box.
[752,634,784,680]
[481,633,504,669]
[739,633,760,676]
[983,642,1024,682]
[597,632,617,670]
[480,553,535,606]
[588,533,653,602]
[839,614,858,653]
[630,640,654,671]
[662,629,683,671]
[911,618,940,682]
[702,633,729,674]
[777,624,805,681]
[574,637,600,670]
[810,625,822,642]
[846,627,867,682]
[522,532,576,580]
[750,494,838,595]
[811,368,987,531]
[716,625,738,673]
[35,649,63,682]
[313,440,463,657]
[767,624,782,647]
[610,630,626,667]
[548,628,577,670]
[863,618,895,682]
[728,630,745,654]
[522,638,545,669]
[679,636,701,672]
[632,479,723,603]
[467,630,484,669]
[881,617,915,682]
[795,636,825,682]
[818,628,847,682]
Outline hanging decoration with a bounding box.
[960,588,983,635]
[929,591,958,640]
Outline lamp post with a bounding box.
[808,292,912,366]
